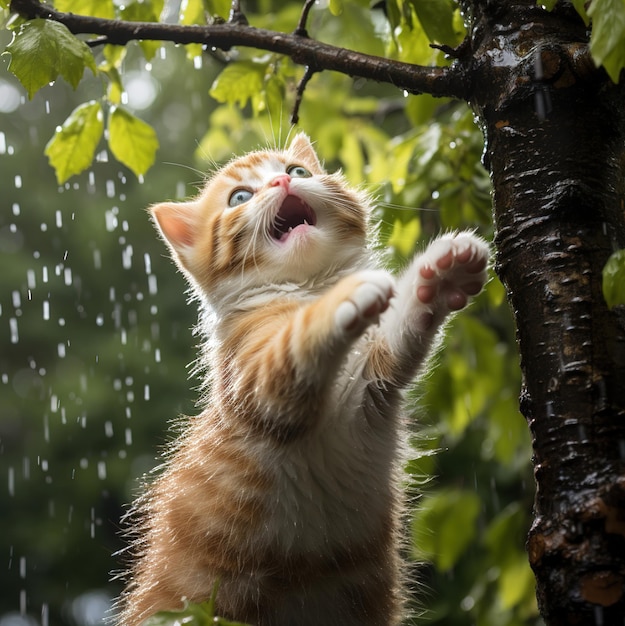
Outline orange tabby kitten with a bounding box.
[116,133,489,626]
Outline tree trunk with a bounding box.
[464,1,625,623]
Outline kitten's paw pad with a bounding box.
[335,271,395,334]
[416,233,489,312]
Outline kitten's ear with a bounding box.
[289,132,323,172]
[150,201,197,260]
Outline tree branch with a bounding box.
[8,0,471,100]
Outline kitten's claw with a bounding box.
[335,271,395,335]
[415,232,489,314]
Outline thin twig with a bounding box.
[294,0,317,37]
[291,65,316,124]
[228,0,248,26]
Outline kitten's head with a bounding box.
[151,133,369,304]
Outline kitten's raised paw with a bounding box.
[335,271,395,335]
[416,232,489,313]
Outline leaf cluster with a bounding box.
[541,0,625,82]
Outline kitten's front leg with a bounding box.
[231,271,395,439]
[369,232,489,387]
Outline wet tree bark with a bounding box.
[461,1,625,623]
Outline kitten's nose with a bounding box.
[270,174,291,189]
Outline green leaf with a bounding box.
[44,100,104,184]
[209,61,267,108]
[387,217,421,258]
[120,0,164,22]
[4,19,96,99]
[205,0,231,19]
[408,0,462,46]
[120,0,164,59]
[413,489,481,571]
[179,0,206,57]
[107,106,159,178]
[54,0,115,18]
[588,0,625,83]
[329,0,343,15]
[602,249,625,309]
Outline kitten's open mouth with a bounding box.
[272,195,317,242]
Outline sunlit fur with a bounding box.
[115,133,489,626]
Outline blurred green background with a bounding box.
[0,2,540,625]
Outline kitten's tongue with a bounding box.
[273,195,317,241]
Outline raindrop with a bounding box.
[193,55,203,70]
[50,395,58,413]
[125,428,133,446]
[93,248,102,269]
[42,300,50,321]
[148,275,158,295]
[155,348,161,363]
[19,556,26,579]
[12,290,21,309]
[14,175,22,189]
[9,317,19,344]
[96,314,104,327]
[106,180,116,198]
[144,252,152,274]
[41,604,49,626]
[144,384,150,401]
[64,267,72,286]
[42,266,48,283]
[57,343,66,358]
[97,461,107,480]
[8,466,15,497]
[26,270,36,290]
[12,202,20,216]
[55,210,62,228]
[104,421,114,438]
[43,414,50,442]
[0,131,6,153]
[105,209,118,232]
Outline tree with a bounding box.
[1,0,625,625]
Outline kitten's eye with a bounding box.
[228,189,254,207]
[287,165,311,178]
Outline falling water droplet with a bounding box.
[8,466,15,497]
[9,317,19,344]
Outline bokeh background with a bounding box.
[1,2,540,625]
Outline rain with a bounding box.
[1,39,214,625]
[0,6,545,625]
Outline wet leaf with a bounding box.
[602,249,625,309]
[4,19,96,98]
[108,106,159,178]
[44,100,104,184]
[408,0,462,46]
[588,0,625,83]
[209,61,267,109]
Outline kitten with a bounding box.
[115,133,489,626]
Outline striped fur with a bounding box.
[115,133,489,626]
